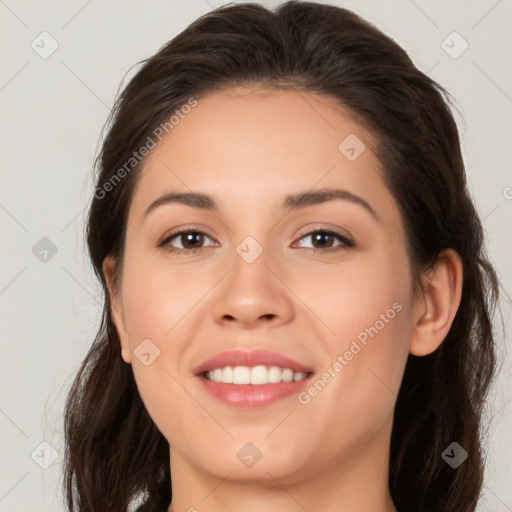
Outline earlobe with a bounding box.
[102,256,132,364]
[409,249,463,356]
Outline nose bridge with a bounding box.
[228,231,277,299]
[210,227,294,327]
[235,233,267,266]
[228,209,286,283]
[223,198,278,271]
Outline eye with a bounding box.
[159,230,217,254]
[293,229,354,253]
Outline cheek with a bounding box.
[300,247,411,345]
[120,250,207,345]
[118,252,225,441]
[301,251,412,426]
[119,262,198,442]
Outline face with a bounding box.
[105,86,419,488]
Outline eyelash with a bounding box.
[158,228,354,255]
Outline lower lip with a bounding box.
[197,374,313,408]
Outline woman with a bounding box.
[62,2,500,511]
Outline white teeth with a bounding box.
[282,369,294,382]
[233,366,251,384]
[250,365,268,385]
[268,365,282,383]
[206,365,309,385]
[221,366,233,384]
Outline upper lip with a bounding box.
[193,349,315,376]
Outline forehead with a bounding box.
[128,86,396,222]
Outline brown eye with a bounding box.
[177,232,206,249]
[160,230,216,253]
[295,229,354,253]
[309,231,336,249]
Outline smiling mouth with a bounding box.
[200,365,313,385]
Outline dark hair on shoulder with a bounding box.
[62,2,500,511]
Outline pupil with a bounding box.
[184,232,202,248]
[314,232,331,248]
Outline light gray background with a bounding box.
[1,1,511,510]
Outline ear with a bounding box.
[103,256,132,364]
[409,248,463,356]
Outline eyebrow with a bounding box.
[143,187,378,220]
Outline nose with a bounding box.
[211,246,295,329]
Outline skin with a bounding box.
[103,86,463,512]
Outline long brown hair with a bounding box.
[62,2,500,511]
